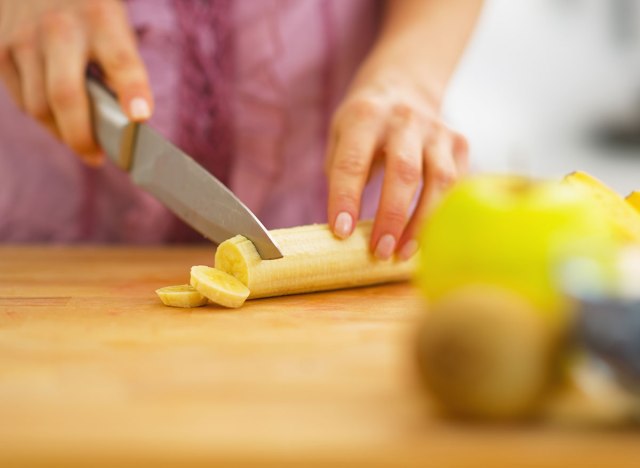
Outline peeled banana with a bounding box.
[563,171,640,243]
[626,191,640,214]
[214,221,416,299]
[156,221,416,309]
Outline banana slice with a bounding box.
[156,284,208,308]
[190,265,250,308]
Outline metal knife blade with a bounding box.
[86,77,282,260]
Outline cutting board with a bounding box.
[0,246,638,467]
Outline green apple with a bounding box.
[418,174,618,319]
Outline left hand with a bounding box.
[326,70,469,261]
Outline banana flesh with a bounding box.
[563,171,640,243]
[215,221,416,299]
[155,284,208,308]
[156,221,416,308]
[625,191,640,214]
[190,265,250,308]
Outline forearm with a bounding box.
[327,0,480,256]
[353,0,484,108]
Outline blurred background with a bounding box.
[445,0,640,194]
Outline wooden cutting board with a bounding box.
[0,246,638,467]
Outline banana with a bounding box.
[155,284,208,308]
[215,220,416,299]
[563,171,640,243]
[190,265,250,308]
[625,191,640,214]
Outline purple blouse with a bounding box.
[0,0,382,243]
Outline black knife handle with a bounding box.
[86,74,138,171]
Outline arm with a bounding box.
[361,0,484,106]
[327,0,484,259]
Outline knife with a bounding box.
[85,76,282,260]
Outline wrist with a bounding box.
[348,58,446,112]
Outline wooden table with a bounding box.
[0,246,638,467]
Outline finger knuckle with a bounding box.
[380,206,408,228]
[391,103,417,122]
[41,11,76,38]
[25,100,51,121]
[347,98,382,120]
[432,164,457,188]
[122,77,150,95]
[332,190,360,210]
[85,0,121,23]
[334,151,370,178]
[389,154,421,185]
[420,118,442,140]
[11,26,37,53]
[104,47,141,75]
[49,81,82,108]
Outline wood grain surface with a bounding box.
[0,246,638,467]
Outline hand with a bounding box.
[326,70,468,261]
[0,0,153,166]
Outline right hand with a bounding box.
[0,0,153,166]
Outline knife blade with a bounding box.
[86,76,282,260]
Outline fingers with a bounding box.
[10,25,59,137]
[12,25,47,118]
[327,102,384,240]
[0,0,152,165]
[323,128,338,176]
[398,132,459,260]
[370,111,423,260]
[41,11,101,164]
[86,0,153,121]
[326,94,466,262]
[0,45,23,108]
[452,131,470,174]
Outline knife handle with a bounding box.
[86,76,137,171]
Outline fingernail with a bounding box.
[375,234,396,260]
[334,212,353,239]
[399,239,419,261]
[130,97,151,120]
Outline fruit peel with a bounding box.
[563,171,640,244]
[625,191,640,215]
[418,174,619,320]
